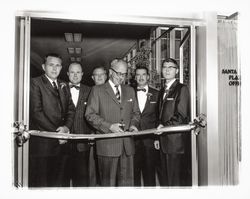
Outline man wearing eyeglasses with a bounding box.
[85,58,140,186]
[156,58,191,186]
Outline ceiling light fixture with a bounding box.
[67,47,75,54]
[64,33,73,42]
[76,57,81,62]
[75,48,82,54]
[74,33,82,42]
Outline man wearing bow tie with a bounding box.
[64,62,92,186]
[85,58,140,186]
[157,58,191,186]
[133,66,160,186]
[29,53,75,187]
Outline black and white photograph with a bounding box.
[0,0,249,198]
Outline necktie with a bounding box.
[115,85,121,103]
[137,88,146,92]
[52,81,59,93]
[52,81,63,113]
[163,86,169,100]
[70,84,80,90]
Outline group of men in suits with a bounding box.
[29,53,191,187]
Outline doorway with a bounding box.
[14,12,199,187]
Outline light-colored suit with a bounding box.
[85,81,140,186]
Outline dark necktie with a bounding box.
[115,85,121,103]
[52,81,59,93]
[137,88,146,92]
[70,84,80,90]
[52,81,63,113]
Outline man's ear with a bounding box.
[91,75,94,80]
[42,64,45,71]
[175,69,179,75]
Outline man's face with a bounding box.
[162,62,178,81]
[109,62,127,86]
[135,68,149,87]
[92,68,107,85]
[67,63,83,85]
[42,56,62,80]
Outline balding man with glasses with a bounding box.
[85,58,140,186]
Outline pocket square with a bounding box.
[84,102,87,105]
[150,101,156,103]
[166,98,174,100]
[127,99,133,102]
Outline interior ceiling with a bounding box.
[30,18,156,85]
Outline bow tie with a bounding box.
[70,85,80,90]
[137,88,146,92]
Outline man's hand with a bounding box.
[154,140,160,150]
[129,125,138,132]
[109,123,124,133]
[56,126,69,144]
[155,124,164,135]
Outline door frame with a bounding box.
[14,11,204,187]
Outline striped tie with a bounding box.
[115,85,121,103]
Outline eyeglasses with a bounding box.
[162,66,178,70]
[110,68,127,77]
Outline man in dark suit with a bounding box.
[157,58,191,186]
[85,58,140,186]
[133,66,160,186]
[64,62,92,187]
[29,53,75,187]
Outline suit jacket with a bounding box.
[135,86,159,148]
[29,75,75,157]
[85,81,140,157]
[70,83,92,152]
[158,80,190,154]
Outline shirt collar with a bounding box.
[166,78,176,89]
[109,79,120,89]
[45,74,58,86]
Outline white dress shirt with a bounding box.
[109,79,121,97]
[45,74,58,88]
[137,85,148,113]
[163,78,176,99]
[70,83,80,106]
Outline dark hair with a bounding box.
[44,53,62,64]
[162,58,178,68]
[135,66,149,75]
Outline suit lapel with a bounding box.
[105,82,121,106]
[76,84,84,108]
[141,88,151,114]
[42,75,58,96]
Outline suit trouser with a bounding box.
[159,152,186,186]
[134,142,161,186]
[29,155,67,187]
[89,144,100,186]
[97,151,134,186]
[63,148,90,187]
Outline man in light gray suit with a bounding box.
[85,58,140,186]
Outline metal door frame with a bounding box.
[14,11,204,186]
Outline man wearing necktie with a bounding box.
[85,58,140,186]
[63,62,92,186]
[156,58,191,186]
[133,66,160,186]
[29,53,75,187]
